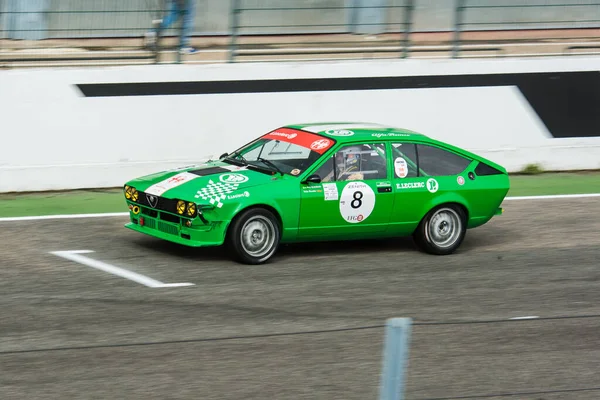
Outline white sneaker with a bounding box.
[179,46,199,55]
[143,31,157,48]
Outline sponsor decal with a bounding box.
[371,132,411,138]
[339,181,375,224]
[396,182,425,189]
[426,178,439,193]
[310,139,332,151]
[394,157,408,178]
[323,183,339,201]
[219,173,249,184]
[303,188,323,193]
[222,165,248,172]
[146,194,158,208]
[194,179,243,208]
[227,191,250,200]
[263,127,334,154]
[457,176,465,185]
[376,181,391,187]
[303,184,323,194]
[145,172,199,196]
[167,175,186,184]
[325,129,354,137]
[290,168,301,176]
[268,131,298,140]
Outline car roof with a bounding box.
[285,122,426,142]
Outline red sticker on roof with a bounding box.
[263,128,334,154]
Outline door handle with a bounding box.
[377,186,392,193]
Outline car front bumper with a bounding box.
[125,211,226,247]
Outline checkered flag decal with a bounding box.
[194,179,240,208]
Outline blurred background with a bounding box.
[2,0,600,67]
[2,2,600,400]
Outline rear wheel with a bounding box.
[227,208,280,264]
[414,204,466,255]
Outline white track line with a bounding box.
[0,193,598,222]
[504,193,600,201]
[50,250,194,288]
[0,212,128,222]
[510,316,540,320]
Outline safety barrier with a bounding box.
[2,56,600,192]
[2,1,600,67]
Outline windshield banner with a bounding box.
[263,128,335,154]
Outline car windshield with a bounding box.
[224,128,336,176]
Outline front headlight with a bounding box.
[124,185,138,202]
[186,202,197,217]
[176,200,197,217]
[176,200,186,215]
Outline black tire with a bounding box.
[413,204,467,255]
[226,208,281,264]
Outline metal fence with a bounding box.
[229,0,415,62]
[1,0,600,68]
[452,0,600,57]
[0,0,162,66]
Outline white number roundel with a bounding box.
[310,139,331,151]
[394,157,408,178]
[339,181,375,224]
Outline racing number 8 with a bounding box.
[351,191,363,209]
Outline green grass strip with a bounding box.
[0,189,125,218]
[508,171,600,196]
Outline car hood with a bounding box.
[127,161,280,202]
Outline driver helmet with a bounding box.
[337,146,362,172]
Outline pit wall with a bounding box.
[1,56,600,192]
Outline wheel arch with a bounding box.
[414,197,470,234]
[413,200,469,255]
[225,203,284,240]
[440,201,469,222]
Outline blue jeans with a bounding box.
[158,0,195,48]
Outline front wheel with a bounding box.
[226,208,281,264]
[414,204,466,255]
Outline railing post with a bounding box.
[401,0,414,59]
[152,16,162,64]
[378,318,413,400]
[176,19,183,64]
[228,0,240,63]
[452,0,465,58]
[0,0,4,65]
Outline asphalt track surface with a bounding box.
[1,197,599,400]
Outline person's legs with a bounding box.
[179,0,197,53]
[159,0,180,31]
[144,0,180,48]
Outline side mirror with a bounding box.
[219,152,228,159]
[302,174,321,184]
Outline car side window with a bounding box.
[416,144,472,176]
[312,155,334,182]
[391,143,418,178]
[313,143,387,182]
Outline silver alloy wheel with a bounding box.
[240,215,276,258]
[426,207,462,249]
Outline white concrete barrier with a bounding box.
[1,56,600,192]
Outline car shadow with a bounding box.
[459,225,515,251]
[128,234,418,263]
[128,227,509,264]
[277,236,418,258]
[130,236,227,261]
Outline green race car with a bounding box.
[123,123,509,264]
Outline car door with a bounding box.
[388,142,473,232]
[297,142,394,239]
